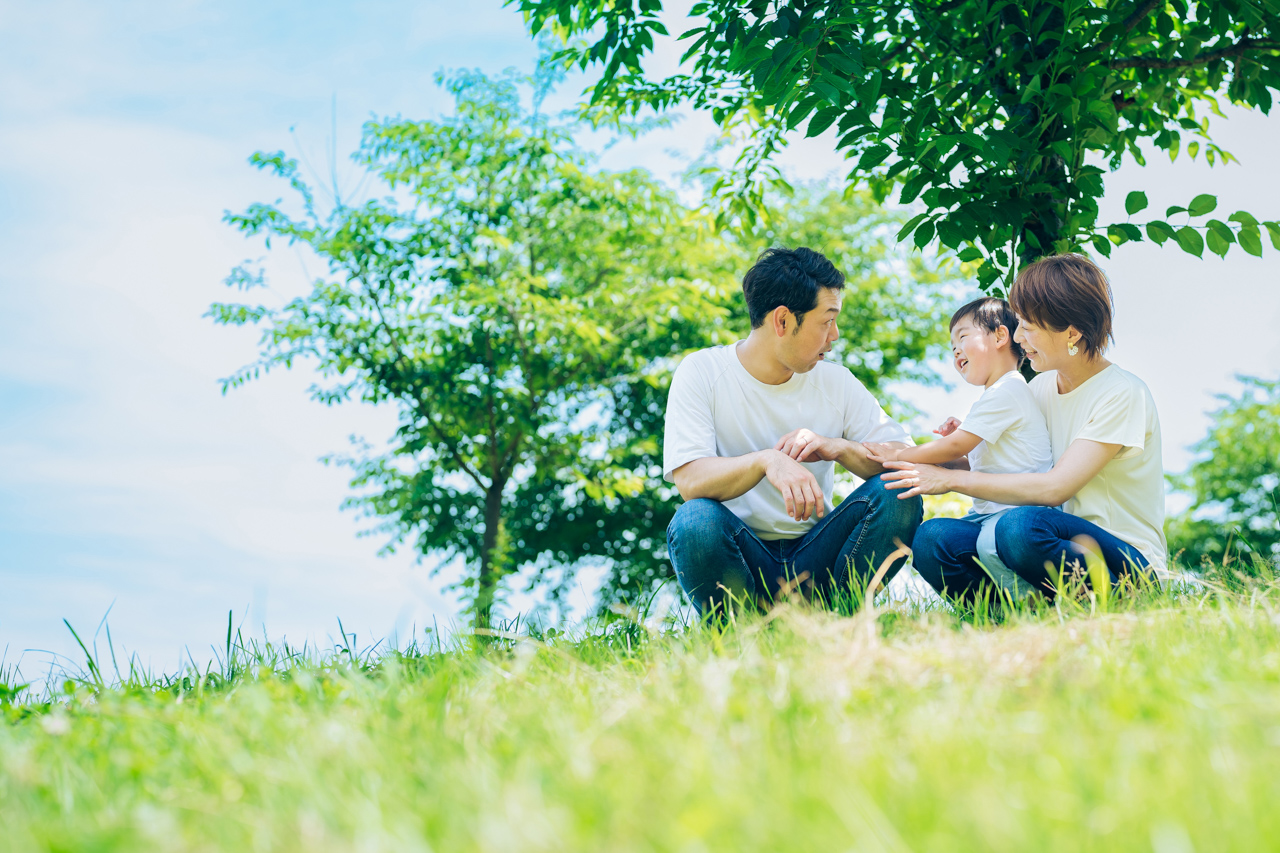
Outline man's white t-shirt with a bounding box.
[961,370,1054,515]
[1028,365,1168,569]
[663,343,912,540]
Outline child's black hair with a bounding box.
[949,297,1025,361]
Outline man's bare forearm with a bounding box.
[671,452,774,502]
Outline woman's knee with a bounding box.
[994,507,1061,569]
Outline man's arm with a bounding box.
[775,429,905,479]
[671,450,829,521]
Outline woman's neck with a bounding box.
[1055,354,1111,394]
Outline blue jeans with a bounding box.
[667,476,923,615]
[911,506,1151,604]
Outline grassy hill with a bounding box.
[3,578,1280,852]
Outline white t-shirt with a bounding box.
[663,343,912,540]
[961,370,1054,515]
[1028,365,1168,569]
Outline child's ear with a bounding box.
[994,325,1011,348]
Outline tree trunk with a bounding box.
[473,480,507,631]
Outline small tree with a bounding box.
[212,67,739,628]
[517,0,1280,287]
[1167,375,1280,573]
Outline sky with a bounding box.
[2,0,1278,676]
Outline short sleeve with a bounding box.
[1075,385,1148,459]
[662,357,718,482]
[961,382,1019,445]
[841,374,912,446]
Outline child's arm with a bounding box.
[865,429,982,466]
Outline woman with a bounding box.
[882,254,1166,601]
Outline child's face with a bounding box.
[950,318,1007,387]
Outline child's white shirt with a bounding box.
[961,370,1053,515]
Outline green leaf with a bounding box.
[899,173,929,205]
[1124,191,1148,216]
[1264,222,1280,250]
[956,247,984,262]
[1145,221,1176,245]
[1206,219,1236,246]
[805,107,841,138]
[1229,210,1259,228]
[1206,228,1230,258]
[1175,226,1205,258]
[1108,223,1142,243]
[1165,205,1187,217]
[913,220,937,249]
[1238,226,1264,257]
[895,212,929,241]
[1091,234,1112,257]
[1188,194,1217,217]
[857,144,893,172]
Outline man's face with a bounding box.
[780,287,842,374]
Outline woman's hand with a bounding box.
[880,461,952,499]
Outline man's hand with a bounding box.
[934,417,962,437]
[764,450,825,521]
[775,428,848,463]
[863,442,902,464]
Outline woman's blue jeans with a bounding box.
[667,476,923,615]
[911,506,1151,604]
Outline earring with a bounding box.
[1068,341,1079,356]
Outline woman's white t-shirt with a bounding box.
[962,370,1053,515]
[663,343,912,540]
[1028,365,1168,569]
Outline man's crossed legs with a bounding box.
[667,476,923,616]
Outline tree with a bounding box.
[516,0,1280,288]
[213,65,959,628]
[212,66,739,628]
[1167,375,1280,573]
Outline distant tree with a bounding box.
[212,66,739,628]
[517,0,1280,288]
[213,65,958,627]
[1167,376,1280,573]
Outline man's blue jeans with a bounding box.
[911,506,1151,604]
[667,476,923,616]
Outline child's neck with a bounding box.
[983,358,1021,390]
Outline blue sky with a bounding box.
[2,0,1278,673]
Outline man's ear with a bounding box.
[771,305,791,338]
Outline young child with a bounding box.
[866,297,1053,596]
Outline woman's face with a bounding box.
[1013,315,1075,373]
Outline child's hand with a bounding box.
[863,442,901,463]
[934,417,962,437]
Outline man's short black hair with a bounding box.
[742,246,845,329]
[950,296,1025,361]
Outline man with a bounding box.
[664,246,924,615]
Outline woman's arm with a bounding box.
[880,438,1123,505]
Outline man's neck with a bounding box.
[736,331,794,386]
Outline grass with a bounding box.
[3,569,1280,852]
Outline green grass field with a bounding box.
[3,572,1280,852]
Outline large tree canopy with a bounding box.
[517,0,1280,287]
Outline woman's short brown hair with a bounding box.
[1009,254,1114,358]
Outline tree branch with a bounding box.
[1083,0,1166,55]
[1109,36,1279,70]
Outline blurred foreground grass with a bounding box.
[3,575,1280,852]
